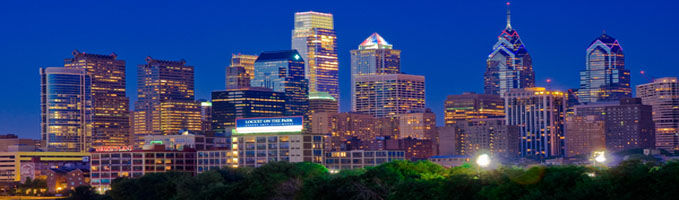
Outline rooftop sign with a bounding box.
[235,116,303,134]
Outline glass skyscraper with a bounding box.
[578,33,631,103]
[64,50,130,148]
[444,92,505,126]
[350,33,401,111]
[134,57,201,147]
[40,67,92,152]
[251,50,309,117]
[211,87,285,132]
[292,11,339,103]
[484,4,535,95]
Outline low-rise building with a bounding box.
[89,145,196,192]
[196,149,237,173]
[46,168,89,194]
[232,116,324,168]
[428,155,472,168]
[324,150,405,170]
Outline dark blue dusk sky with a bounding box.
[1,0,678,139]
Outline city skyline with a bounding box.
[2,0,679,139]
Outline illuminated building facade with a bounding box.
[397,109,436,140]
[484,3,535,95]
[484,4,535,95]
[232,116,323,168]
[226,54,257,89]
[65,50,130,148]
[143,132,229,151]
[311,112,398,151]
[251,50,309,117]
[636,77,679,153]
[40,67,92,152]
[350,33,401,111]
[134,57,201,147]
[385,137,434,161]
[579,33,631,103]
[565,115,605,157]
[444,92,505,126]
[292,11,339,102]
[603,98,655,152]
[324,150,405,170]
[200,101,212,133]
[197,149,237,173]
[309,91,338,115]
[0,151,90,183]
[89,146,196,191]
[354,74,425,118]
[453,118,520,159]
[211,87,285,132]
[504,87,566,160]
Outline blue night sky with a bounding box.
[1,0,678,139]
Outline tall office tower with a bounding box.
[200,101,212,133]
[309,92,338,115]
[444,92,505,126]
[226,54,257,89]
[637,77,679,153]
[354,74,425,118]
[134,57,201,146]
[211,87,285,132]
[452,118,520,160]
[504,87,566,160]
[565,115,605,157]
[578,33,631,103]
[40,67,92,152]
[350,33,401,111]
[64,50,130,148]
[484,3,535,95]
[251,50,309,117]
[397,109,436,140]
[292,11,339,102]
[604,98,655,152]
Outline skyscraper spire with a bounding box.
[506,2,512,30]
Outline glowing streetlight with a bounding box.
[595,152,606,163]
[476,154,491,168]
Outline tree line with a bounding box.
[70,159,679,200]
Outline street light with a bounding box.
[476,154,491,168]
[595,152,606,163]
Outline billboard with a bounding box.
[235,116,303,134]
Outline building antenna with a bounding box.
[506,2,512,30]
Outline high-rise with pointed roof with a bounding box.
[350,33,401,111]
[578,33,631,103]
[292,11,339,106]
[484,3,535,96]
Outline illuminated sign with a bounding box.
[235,116,303,134]
[94,145,132,152]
